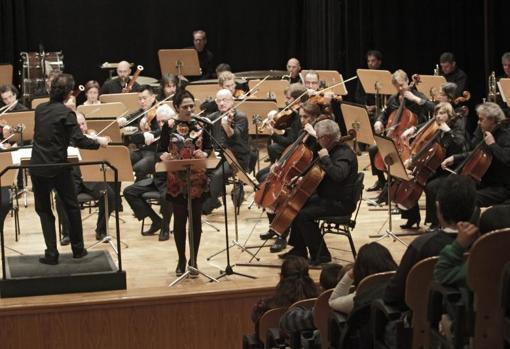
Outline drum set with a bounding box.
[19,51,64,101]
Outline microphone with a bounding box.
[192,115,213,126]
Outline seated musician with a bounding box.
[202,88,251,215]
[56,113,114,244]
[215,63,232,77]
[158,74,179,101]
[398,102,467,229]
[439,52,468,98]
[257,99,319,253]
[0,84,28,112]
[190,30,215,80]
[123,104,174,242]
[354,50,383,121]
[117,85,160,181]
[441,102,510,208]
[82,80,101,106]
[285,58,303,84]
[279,119,358,265]
[100,61,142,94]
[497,52,510,118]
[201,71,247,115]
[303,70,321,93]
[368,69,434,203]
[157,90,210,276]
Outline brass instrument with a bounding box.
[487,71,498,103]
[434,64,440,76]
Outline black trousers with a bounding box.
[131,149,156,181]
[202,160,234,211]
[31,170,84,256]
[268,142,286,163]
[123,178,173,231]
[170,195,202,265]
[57,182,115,237]
[289,195,351,259]
[0,187,12,233]
[368,145,386,183]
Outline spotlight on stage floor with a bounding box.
[0,250,126,298]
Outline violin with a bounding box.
[272,103,300,130]
[453,91,471,105]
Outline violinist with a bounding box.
[399,102,467,229]
[441,102,510,208]
[158,90,211,276]
[368,70,434,201]
[0,84,28,112]
[82,80,101,106]
[202,88,250,215]
[439,52,468,98]
[285,58,302,84]
[218,71,247,98]
[279,119,358,265]
[100,61,142,95]
[158,74,179,102]
[56,113,115,245]
[123,104,175,242]
[257,101,320,253]
[118,85,160,181]
[304,70,321,92]
[354,50,383,120]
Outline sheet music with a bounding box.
[11,146,81,164]
[498,81,507,103]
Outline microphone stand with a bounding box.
[199,116,256,280]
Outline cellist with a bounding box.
[440,102,510,208]
[399,102,467,230]
[368,70,434,205]
[278,119,358,266]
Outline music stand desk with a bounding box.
[341,102,376,145]
[357,69,394,95]
[415,75,447,100]
[248,79,288,108]
[158,49,201,77]
[237,100,278,135]
[301,70,348,95]
[78,102,128,119]
[100,93,139,113]
[499,78,510,107]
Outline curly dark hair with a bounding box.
[352,242,397,286]
[172,89,195,109]
[269,256,319,307]
[50,73,75,102]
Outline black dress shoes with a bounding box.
[367,180,385,192]
[142,221,162,236]
[60,236,70,246]
[39,254,59,265]
[259,230,277,240]
[270,236,287,253]
[96,232,106,241]
[400,218,420,230]
[176,259,186,276]
[310,254,332,266]
[158,229,170,241]
[73,248,88,259]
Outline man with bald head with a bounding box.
[286,58,302,84]
[202,89,250,214]
[100,60,142,94]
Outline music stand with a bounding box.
[158,49,201,78]
[415,75,447,100]
[164,158,219,286]
[186,83,219,104]
[0,64,13,85]
[31,97,49,110]
[357,69,394,95]
[86,120,123,143]
[0,152,22,255]
[499,78,510,107]
[247,80,288,108]
[80,146,134,253]
[78,102,128,119]
[369,135,411,246]
[100,93,139,113]
[341,102,376,145]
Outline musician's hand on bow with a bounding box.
[117,117,128,127]
[318,148,329,158]
[374,121,384,134]
[303,123,317,138]
[160,152,173,161]
[484,131,495,146]
[441,156,454,169]
[193,149,207,159]
[96,136,110,148]
[143,132,155,145]
[401,127,416,140]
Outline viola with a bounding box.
[273,103,300,130]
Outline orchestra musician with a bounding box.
[398,102,467,229]
[439,52,468,98]
[202,88,251,215]
[158,90,210,276]
[285,58,302,84]
[117,85,160,181]
[82,80,101,105]
[100,61,142,94]
[303,70,321,92]
[190,30,215,80]
[258,101,321,253]
[201,71,246,115]
[441,102,510,208]
[56,113,115,245]
[497,52,510,118]
[123,104,174,242]
[278,119,358,265]
[354,50,383,121]
[158,74,179,102]
[0,84,29,112]
[30,73,110,265]
[368,69,434,202]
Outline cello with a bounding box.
[270,130,356,235]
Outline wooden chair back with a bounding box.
[313,289,334,349]
[257,307,287,347]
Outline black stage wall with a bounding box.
[0,0,508,103]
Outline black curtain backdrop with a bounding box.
[0,0,508,104]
